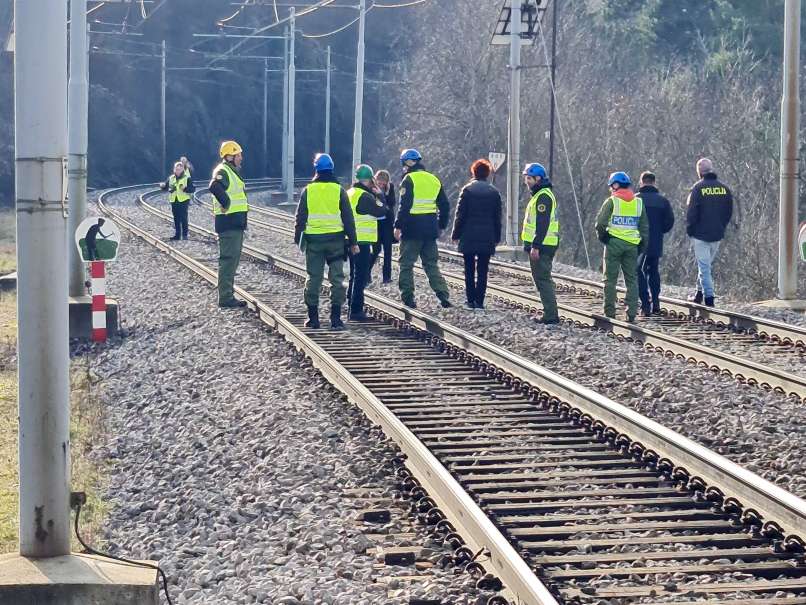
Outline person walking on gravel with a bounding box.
[394,148,451,309]
[521,162,560,324]
[295,153,358,330]
[636,171,674,316]
[595,171,648,322]
[686,158,733,307]
[451,158,502,310]
[161,161,191,240]
[209,140,249,309]
[369,169,397,284]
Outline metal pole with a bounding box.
[160,39,166,174]
[263,57,269,176]
[548,0,558,178]
[286,8,296,204]
[352,0,366,170]
[778,0,801,300]
[16,0,71,557]
[506,1,522,246]
[281,30,289,186]
[68,0,89,297]
[325,45,331,155]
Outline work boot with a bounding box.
[170,234,180,241]
[438,297,452,309]
[539,317,560,325]
[651,302,662,316]
[463,301,476,310]
[641,305,651,317]
[304,305,320,329]
[626,315,636,323]
[330,305,346,330]
[403,297,417,309]
[704,296,715,307]
[349,310,370,322]
[219,299,247,309]
[688,290,703,304]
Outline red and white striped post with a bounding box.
[90,261,107,342]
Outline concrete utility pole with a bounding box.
[325,45,332,155]
[160,39,166,174]
[548,0,558,178]
[263,57,269,173]
[68,0,89,297]
[506,1,522,245]
[352,0,367,170]
[15,0,71,557]
[282,30,289,186]
[778,0,801,300]
[286,8,296,204]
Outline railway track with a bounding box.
[190,189,806,402]
[98,185,806,605]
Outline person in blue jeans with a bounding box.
[686,158,733,307]
[636,171,674,316]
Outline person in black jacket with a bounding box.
[686,158,733,307]
[369,169,396,284]
[451,159,502,310]
[636,171,674,316]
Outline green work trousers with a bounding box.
[529,245,559,322]
[604,236,639,319]
[398,238,449,302]
[304,235,347,307]
[218,229,244,304]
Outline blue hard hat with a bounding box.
[400,149,422,165]
[313,153,334,172]
[522,163,547,178]
[608,171,631,187]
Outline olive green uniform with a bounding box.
[209,162,248,305]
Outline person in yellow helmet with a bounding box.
[209,140,249,308]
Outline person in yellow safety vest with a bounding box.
[393,148,451,309]
[595,171,649,322]
[294,153,359,330]
[521,162,560,325]
[160,161,191,241]
[347,164,388,322]
[209,140,249,309]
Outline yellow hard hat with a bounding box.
[219,140,243,159]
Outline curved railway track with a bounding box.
[97,184,806,605]
[191,189,806,402]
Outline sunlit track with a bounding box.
[97,184,806,605]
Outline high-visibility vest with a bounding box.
[305,182,344,235]
[407,171,441,215]
[521,188,559,246]
[348,187,378,243]
[607,196,643,245]
[168,174,190,203]
[211,163,248,215]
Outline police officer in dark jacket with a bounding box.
[636,171,674,316]
[686,158,733,307]
[451,159,502,309]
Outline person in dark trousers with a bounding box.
[161,161,192,240]
[394,148,451,309]
[521,163,560,324]
[686,157,733,307]
[451,159,502,310]
[295,153,358,330]
[636,171,675,316]
[85,218,110,261]
[209,140,249,309]
[347,164,388,321]
[369,169,396,284]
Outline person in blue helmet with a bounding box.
[595,171,649,322]
[393,148,451,309]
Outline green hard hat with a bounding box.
[355,164,374,180]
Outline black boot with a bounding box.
[651,302,662,316]
[641,305,651,317]
[330,305,345,330]
[304,305,320,329]
[688,291,703,304]
[704,296,715,307]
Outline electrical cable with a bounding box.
[272,0,280,22]
[72,501,173,605]
[301,6,373,39]
[534,6,592,270]
[373,0,428,7]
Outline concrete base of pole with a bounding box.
[494,245,528,263]
[69,297,120,340]
[0,552,159,604]
[755,298,806,313]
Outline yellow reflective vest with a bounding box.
[407,171,441,215]
[607,196,643,244]
[521,188,559,246]
[347,187,378,243]
[211,163,248,215]
[305,182,344,235]
[168,174,190,203]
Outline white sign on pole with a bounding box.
[799,222,806,262]
[75,216,122,262]
[489,152,507,172]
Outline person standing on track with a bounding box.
[209,140,249,309]
[394,148,451,309]
[520,163,560,324]
[369,169,396,284]
[451,158,502,310]
[161,161,191,240]
[294,153,358,330]
[686,157,733,307]
[347,164,388,321]
[636,171,674,316]
[595,171,648,322]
